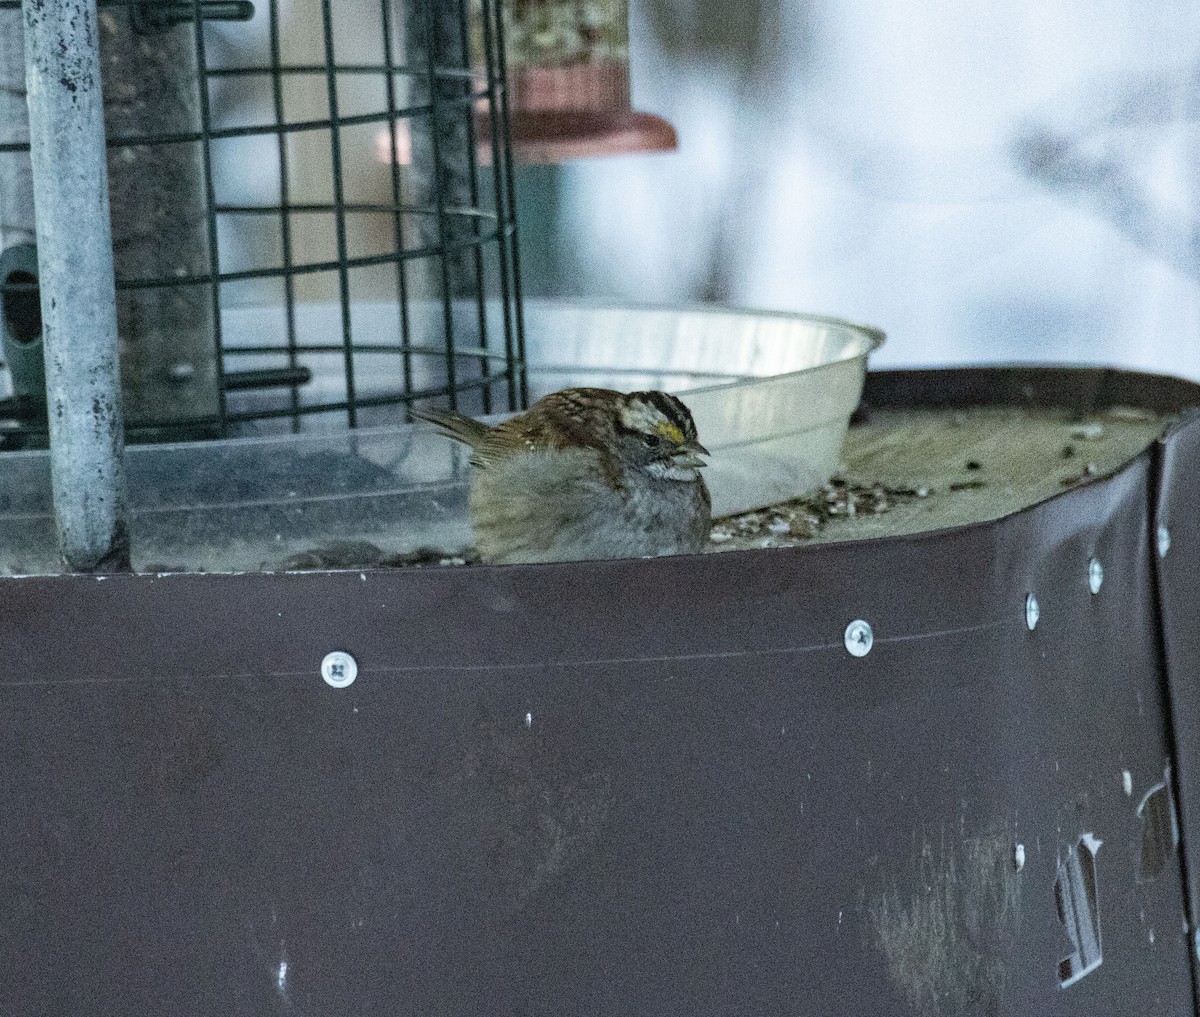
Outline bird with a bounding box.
[416,387,712,565]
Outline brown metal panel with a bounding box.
[0,467,1189,1014]
[1154,408,1200,1006]
[863,365,1200,415]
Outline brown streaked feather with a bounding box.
[484,389,627,486]
[412,406,490,446]
[417,389,627,476]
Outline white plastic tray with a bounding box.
[0,300,882,573]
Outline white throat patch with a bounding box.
[645,459,699,483]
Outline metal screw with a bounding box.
[1025,594,1040,631]
[320,650,358,688]
[1158,525,1171,559]
[844,620,873,657]
[1088,557,1103,595]
[1122,770,1133,796]
[1013,843,1025,871]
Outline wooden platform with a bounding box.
[712,406,1168,551]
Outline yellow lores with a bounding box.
[654,421,685,445]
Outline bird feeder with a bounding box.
[378,0,676,166]
[7,2,1200,1014]
[497,0,676,162]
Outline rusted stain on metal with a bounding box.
[870,831,1023,1016]
[450,710,613,917]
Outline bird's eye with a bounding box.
[643,433,663,449]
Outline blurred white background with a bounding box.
[540,0,1200,378]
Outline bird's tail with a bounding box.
[412,405,490,449]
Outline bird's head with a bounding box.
[613,390,709,481]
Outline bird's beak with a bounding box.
[672,439,710,468]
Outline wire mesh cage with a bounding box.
[0,0,526,447]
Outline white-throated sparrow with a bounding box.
[417,387,711,564]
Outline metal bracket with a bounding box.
[130,1,255,34]
[0,243,45,404]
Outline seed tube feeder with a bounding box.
[1,1,229,448]
[6,0,525,571]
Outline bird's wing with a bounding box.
[470,414,569,470]
[414,405,541,470]
[412,406,490,447]
[476,391,620,470]
[416,390,622,476]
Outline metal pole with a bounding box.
[23,0,131,572]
